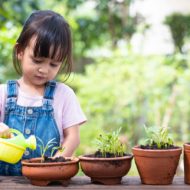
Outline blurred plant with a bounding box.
[164,13,190,53]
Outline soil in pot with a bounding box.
[93,150,131,158]
[22,157,79,186]
[39,156,71,163]
[79,153,133,185]
[140,143,178,150]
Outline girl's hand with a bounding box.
[0,122,11,138]
[53,151,62,158]
[53,147,65,158]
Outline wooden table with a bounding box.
[0,176,189,190]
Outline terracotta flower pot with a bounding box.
[22,157,79,186]
[184,143,190,184]
[132,146,182,185]
[79,154,133,185]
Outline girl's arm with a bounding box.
[54,125,80,157]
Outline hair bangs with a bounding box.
[33,35,64,62]
[33,16,71,63]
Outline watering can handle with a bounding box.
[9,129,22,136]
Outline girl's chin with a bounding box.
[31,81,46,87]
[33,77,47,84]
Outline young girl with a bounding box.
[0,10,86,175]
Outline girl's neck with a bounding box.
[17,77,45,96]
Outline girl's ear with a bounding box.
[14,43,24,61]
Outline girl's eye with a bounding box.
[50,63,59,67]
[33,58,43,64]
[34,60,42,64]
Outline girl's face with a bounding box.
[17,38,62,88]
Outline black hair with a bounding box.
[13,10,72,77]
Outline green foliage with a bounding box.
[94,127,126,157]
[37,137,60,161]
[164,13,190,53]
[0,0,42,26]
[72,0,137,52]
[65,53,190,151]
[0,25,20,82]
[143,125,174,148]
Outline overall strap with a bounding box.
[44,80,56,100]
[5,80,18,107]
[42,80,56,110]
[7,80,18,98]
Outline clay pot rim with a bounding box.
[184,143,190,146]
[22,157,79,166]
[78,154,133,161]
[132,145,182,152]
[183,143,190,150]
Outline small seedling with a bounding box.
[94,127,126,157]
[143,125,174,149]
[37,137,61,162]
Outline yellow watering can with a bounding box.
[0,129,36,164]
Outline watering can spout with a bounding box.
[25,135,36,150]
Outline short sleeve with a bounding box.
[52,82,87,130]
[61,87,87,129]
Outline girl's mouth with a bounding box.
[35,76,46,80]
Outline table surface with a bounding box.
[0,176,189,190]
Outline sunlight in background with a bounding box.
[130,0,190,54]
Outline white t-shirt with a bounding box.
[0,82,87,143]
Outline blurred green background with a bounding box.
[1,0,190,176]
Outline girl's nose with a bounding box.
[38,67,48,74]
[38,68,43,72]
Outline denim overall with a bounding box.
[0,80,60,176]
